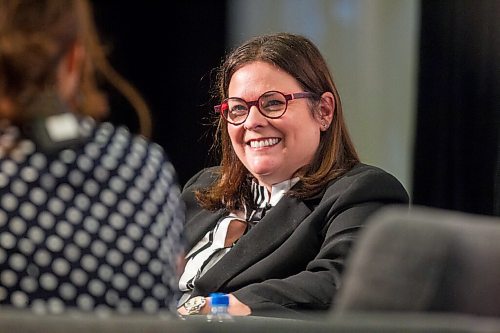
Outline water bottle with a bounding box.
[206,292,233,322]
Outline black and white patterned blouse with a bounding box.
[0,117,184,315]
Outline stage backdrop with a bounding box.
[91,1,226,186]
[413,0,499,216]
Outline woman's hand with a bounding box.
[227,294,251,316]
[177,294,251,316]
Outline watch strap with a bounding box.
[184,296,206,315]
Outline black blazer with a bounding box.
[181,163,409,316]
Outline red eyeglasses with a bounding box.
[214,91,317,125]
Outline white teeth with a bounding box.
[249,138,279,148]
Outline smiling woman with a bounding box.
[177,32,409,318]
[226,61,330,189]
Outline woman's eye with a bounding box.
[229,105,247,115]
[262,99,284,110]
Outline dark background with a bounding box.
[91,1,499,217]
[91,2,226,187]
[413,0,499,216]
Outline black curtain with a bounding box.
[91,2,226,186]
[413,0,500,216]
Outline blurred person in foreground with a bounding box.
[178,32,409,318]
[0,0,184,315]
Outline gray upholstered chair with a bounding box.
[334,205,500,317]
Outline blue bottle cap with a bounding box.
[209,292,229,306]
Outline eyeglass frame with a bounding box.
[214,90,318,125]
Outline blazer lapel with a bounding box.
[193,195,312,294]
[184,209,225,248]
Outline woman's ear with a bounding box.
[317,91,335,131]
[56,42,85,104]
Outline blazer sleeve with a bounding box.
[232,167,409,316]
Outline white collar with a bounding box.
[251,177,300,207]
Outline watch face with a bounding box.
[184,296,206,314]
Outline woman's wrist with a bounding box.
[177,294,251,316]
[177,296,211,315]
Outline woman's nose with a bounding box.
[243,105,268,130]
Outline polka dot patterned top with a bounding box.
[0,117,184,315]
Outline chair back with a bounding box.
[334,205,500,317]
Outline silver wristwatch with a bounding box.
[183,296,206,315]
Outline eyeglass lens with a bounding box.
[224,91,287,124]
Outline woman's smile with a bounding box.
[247,137,281,149]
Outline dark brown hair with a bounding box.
[196,32,359,212]
[0,0,152,137]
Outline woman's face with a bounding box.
[227,61,323,189]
